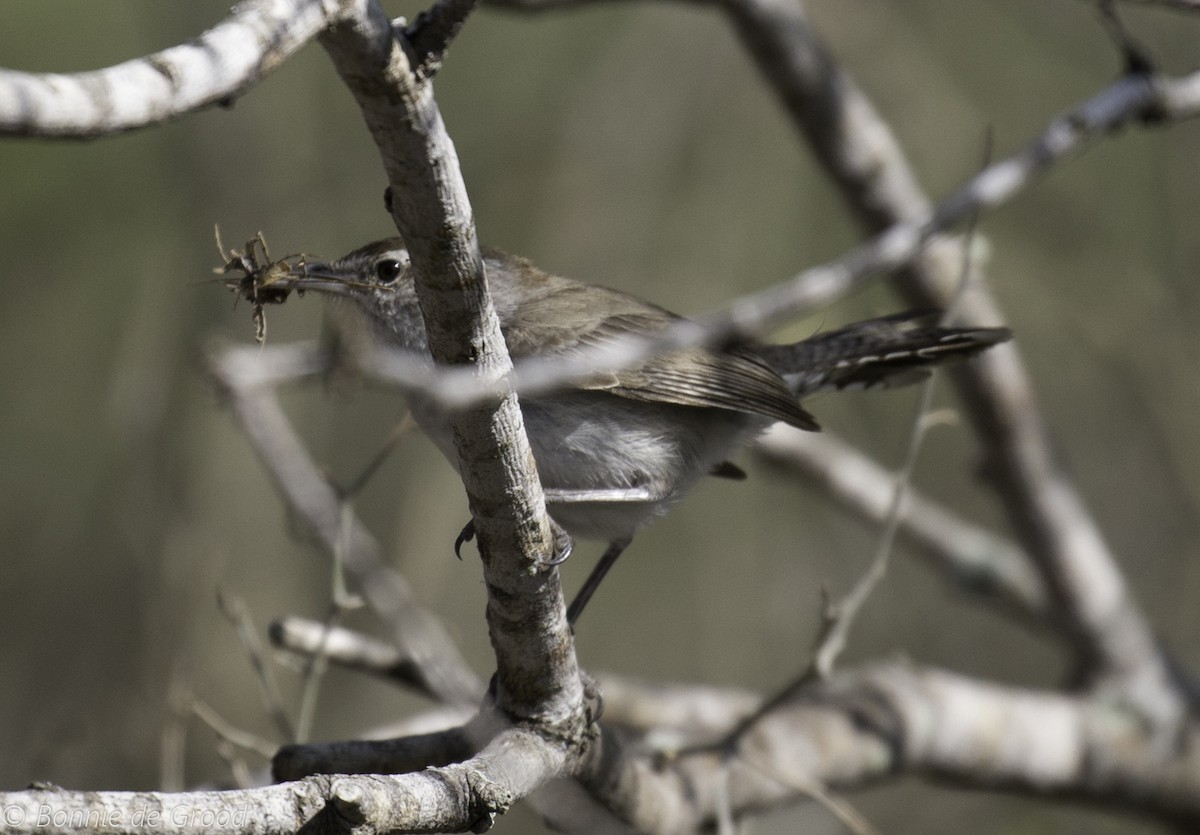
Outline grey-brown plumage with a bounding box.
[271,238,1011,622]
[491,248,818,432]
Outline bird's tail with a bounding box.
[755,310,1011,397]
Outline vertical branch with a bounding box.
[315,0,584,727]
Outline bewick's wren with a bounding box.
[262,238,1009,623]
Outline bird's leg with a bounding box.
[540,485,662,623]
[567,537,633,626]
[464,485,655,617]
[539,486,654,569]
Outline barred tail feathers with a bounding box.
[757,311,1011,397]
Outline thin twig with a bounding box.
[404,0,483,77]
[294,503,367,743]
[270,616,445,698]
[755,428,1049,625]
[705,185,989,755]
[159,666,191,793]
[191,699,279,761]
[713,762,735,835]
[216,589,295,742]
[208,362,483,705]
[339,413,415,499]
[814,383,939,679]
[214,740,257,790]
[738,755,883,835]
[718,381,940,742]
[820,155,993,683]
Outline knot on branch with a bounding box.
[464,769,514,832]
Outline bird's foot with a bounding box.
[456,518,572,567]
[543,520,574,567]
[454,520,475,560]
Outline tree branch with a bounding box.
[714,0,1188,728]
[569,661,1200,832]
[270,616,456,700]
[756,426,1051,627]
[270,616,763,737]
[403,0,482,78]
[0,0,338,138]
[5,660,1199,833]
[3,728,565,834]
[315,1,585,734]
[209,343,483,706]
[274,723,477,780]
[4,0,1199,830]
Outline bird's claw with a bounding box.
[454,520,475,560]
[543,521,574,567]
[457,519,571,567]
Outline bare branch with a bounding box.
[0,784,325,835]
[271,616,769,752]
[270,616,458,700]
[5,660,1200,832]
[191,700,279,762]
[316,0,585,729]
[209,346,483,706]
[270,617,763,741]
[0,725,569,834]
[404,0,484,77]
[589,675,760,739]
[0,0,338,138]
[715,0,1188,729]
[808,379,940,682]
[756,426,1050,626]
[1154,69,1200,115]
[216,589,295,742]
[273,722,476,780]
[573,662,1200,832]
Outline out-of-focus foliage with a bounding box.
[0,2,1197,832]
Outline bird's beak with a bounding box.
[274,258,360,297]
[222,250,381,313]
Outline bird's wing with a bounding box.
[499,276,817,431]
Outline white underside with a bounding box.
[407,390,768,543]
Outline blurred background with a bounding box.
[1,1,1198,832]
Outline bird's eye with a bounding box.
[375,258,403,285]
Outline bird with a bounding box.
[242,238,1010,624]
